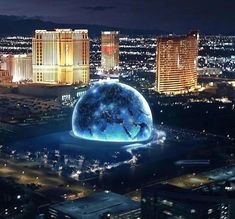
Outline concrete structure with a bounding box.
[0,93,70,138]
[0,54,32,82]
[17,84,88,102]
[156,32,199,94]
[141,165,235,219]
[32,29,90,85]
[101,31,119,75]
[49,191,140,219]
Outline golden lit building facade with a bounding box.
[1,54,32,82]
[156,32,199,94]
[0,69,12,84]
[101,31,119,74]
[32,29,90,85]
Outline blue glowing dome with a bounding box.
[72,82,153,142]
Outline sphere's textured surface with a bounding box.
[72,82,153,142]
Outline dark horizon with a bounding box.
[0,0,235,35]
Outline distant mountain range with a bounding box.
[0,15,166,36]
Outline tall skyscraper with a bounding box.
[156,31,199,94]
[1,54,32,82]
[32,29,90,85]
[101,31,119,75]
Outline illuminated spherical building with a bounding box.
[72,82,153,142]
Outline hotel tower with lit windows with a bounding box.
[32,29,90,85]
[156,31,199,94]
[101,31,119,75]
[1,54,32,82]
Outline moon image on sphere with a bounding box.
[72,82,153,142]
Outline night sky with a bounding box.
[0,0,234,34]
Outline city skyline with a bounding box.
[0,2,234,219]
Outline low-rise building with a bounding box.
[141,165,235,219]
[49,191,140,219]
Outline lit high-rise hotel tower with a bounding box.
[101,31,119,75]
[1,54,32,82]
[32,29,90,84]
[156,32,199,94]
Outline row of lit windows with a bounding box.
[36,72,43,82]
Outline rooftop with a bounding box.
[166,174,213,189]
[50,191,140,219]
[102,31,119,35]
[35,29,88,33]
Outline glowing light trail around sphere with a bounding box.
[72,82,153,142]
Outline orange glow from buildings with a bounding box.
[156,32,199,94]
